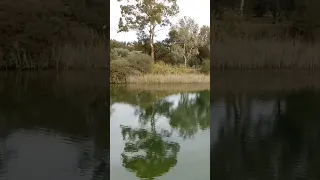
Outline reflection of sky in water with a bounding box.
[110,93,210,180]
[165,93,197,109]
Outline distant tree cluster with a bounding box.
[212,0,320,42]
[0,0,108,69]
[110,0,210,83]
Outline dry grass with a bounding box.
[52,42,108,69]
[0,38,108,70]
[110,61,208,84]
[127,74,210,84]
[121,83,210,91]
[212,38,320,69]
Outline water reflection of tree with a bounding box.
[120,97,179,179]
[211,90,320,180]
[120,125,180,179]
[113,88,210,179]
[111,86,210,139]
[169,91,210,139]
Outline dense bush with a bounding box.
[126,51,153,74]
[151,61,199,75]
[201,59,210,74]
[110,50,154,83]
[163,51,184,65]
[110,59,133,84]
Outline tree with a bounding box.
[117,0,179,62]
[198,25,210,48]
[171,16,200,67]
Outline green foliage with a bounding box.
[110,0,210,83]
[110,50,154,83]
[201,59,210,74]
[117,0,180,61]
[151,62,198,75]
[117,0,179,32]
[154,42,170,61]
[110,59,133,84]
[126,51,153,73]
[112,48,131,60]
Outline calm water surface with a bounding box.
[110,85,210,180]
[211,71,320,180]
[0,71,109,180]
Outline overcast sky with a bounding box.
[110,0,210,42]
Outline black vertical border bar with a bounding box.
[210,0,214,178]
[106,0,111,179]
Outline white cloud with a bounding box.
[110,0,210,42]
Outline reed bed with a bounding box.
[127,74,210,84]
[114,83,210,92]
[0,40,108,70]
[212,38,320,69]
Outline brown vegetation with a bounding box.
[0,0,108,70]
[212,0,320,69]
[115,83,210,92]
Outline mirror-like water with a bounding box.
[211,71,320,180]
[0,71,109,180]
[110,84,210,180]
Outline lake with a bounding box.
[211,71,320,179]
[110,84,210,180]
[0,71,109,180]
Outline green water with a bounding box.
[110,85,210,180]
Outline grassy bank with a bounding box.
[125,62,209,84]
[111,54,210,84]
[127,74,209,84]
[114,83,210,92]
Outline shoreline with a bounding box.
[115,74,210,84]
[111,83,210,92]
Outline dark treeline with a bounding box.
[111,28,210,66]
[212,0,320,69]
[212,0,320,41]
[0,0,108,70]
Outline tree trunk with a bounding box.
[150,41,154,62]
[240,0,245,17]
[149,25,155,62]
[183,43,187,67]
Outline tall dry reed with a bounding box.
[212,38,320,69]
[127,74,210,84]
[0,34,108,70]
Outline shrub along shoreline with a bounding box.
[111,60,210,84]
[110,46,210,84]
